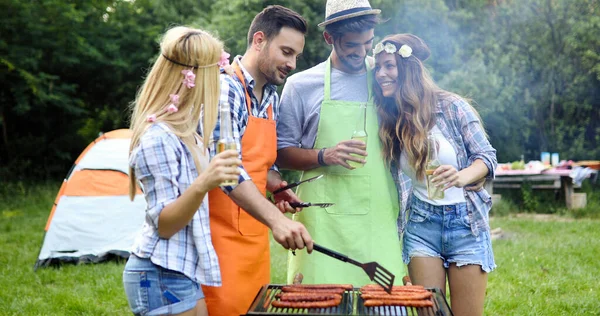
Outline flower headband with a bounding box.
[161,50,231,69]
[373,42,413,58]
[147,50,231,122]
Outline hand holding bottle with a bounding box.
[195,150,241,192]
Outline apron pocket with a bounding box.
[237,207,268,236]
[323,173,370,215]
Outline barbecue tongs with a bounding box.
[272,174,324,194]
[289,202,335,208]
[313,243,395,294]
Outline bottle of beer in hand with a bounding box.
[217,102,238,186]
[349,103,368,169]
[426,133,444,200]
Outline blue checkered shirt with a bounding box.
[392,95,498,237]
[129,123,221,286]
[203,56,280,194]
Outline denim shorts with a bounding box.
[122,255,204,316]
[402,197,496,272]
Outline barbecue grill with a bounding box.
[244,285,453,316]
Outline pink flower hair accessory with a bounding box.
[218,51,230,68]
[166,104,178,113]
[169,94,180,105]
[182,69,196,88]
[146,114,157,122]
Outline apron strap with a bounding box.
[324,58,372,103]
[233,61,274,120]
[324,58,332,101]
[233,62,253,114]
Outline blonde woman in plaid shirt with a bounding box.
[124,27,241,316]
[373,33,497,316]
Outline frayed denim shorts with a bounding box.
[122,255,204,316]
[402,196,496,272]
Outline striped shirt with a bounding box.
[392,95,498,237]
[129,123,221,286]
[205,56,280,193]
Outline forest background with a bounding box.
[1,0,599,181]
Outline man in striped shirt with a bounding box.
[200,6,313,316]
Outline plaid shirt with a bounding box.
[129,123,221,286]
[393,95,497,237]
[205,56,280,193]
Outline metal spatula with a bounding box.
[313,243,395,294]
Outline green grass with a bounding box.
[2,182,600,315]
[486,217,600,315]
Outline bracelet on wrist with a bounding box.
[317,147,328,166]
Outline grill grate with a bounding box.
[245,285,453,316]
[355,288,452,316]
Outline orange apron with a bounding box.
[203,63,276,316]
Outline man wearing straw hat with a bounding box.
[276,0,407,285]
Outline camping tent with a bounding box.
[35,129,146,269]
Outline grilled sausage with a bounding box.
[281,286,345,294]
[272,297,342,308]
[276,293,342,302]
[360,285,426,293]
[361,291,432,300]
[363,299,434,307]
[285,284,353,290]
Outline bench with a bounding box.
[484,169,589,209]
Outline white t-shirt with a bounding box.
[400,125,466,205]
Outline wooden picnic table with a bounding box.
[485,168,593,209]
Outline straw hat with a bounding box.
[318,0,381,27]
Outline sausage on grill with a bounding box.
[363,299,434,307]
[284,284,353,290]
[360,284,426,292]
[271,297,342,308]
[281,286,345,294]
[361,291,432,300]
[276,293,342,302]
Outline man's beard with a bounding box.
[258,52,285,86]
[340,55,365,73]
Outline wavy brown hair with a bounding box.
[373,34,468,181]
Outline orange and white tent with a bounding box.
[35,129,146,268]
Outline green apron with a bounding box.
[287,59,406,285]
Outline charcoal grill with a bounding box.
[244,285,453,316]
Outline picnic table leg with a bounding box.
[561,176,574,209]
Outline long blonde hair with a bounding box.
[129,26,222,200]
[373,34,482,180]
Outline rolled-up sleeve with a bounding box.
[207,74,251,194]
[133,131,181,228]
[455,99,497,179]
[277,80,304,150]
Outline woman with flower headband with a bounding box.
[123,26,241,316]
[372,33,497,316]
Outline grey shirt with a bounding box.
[277,61,369,150]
